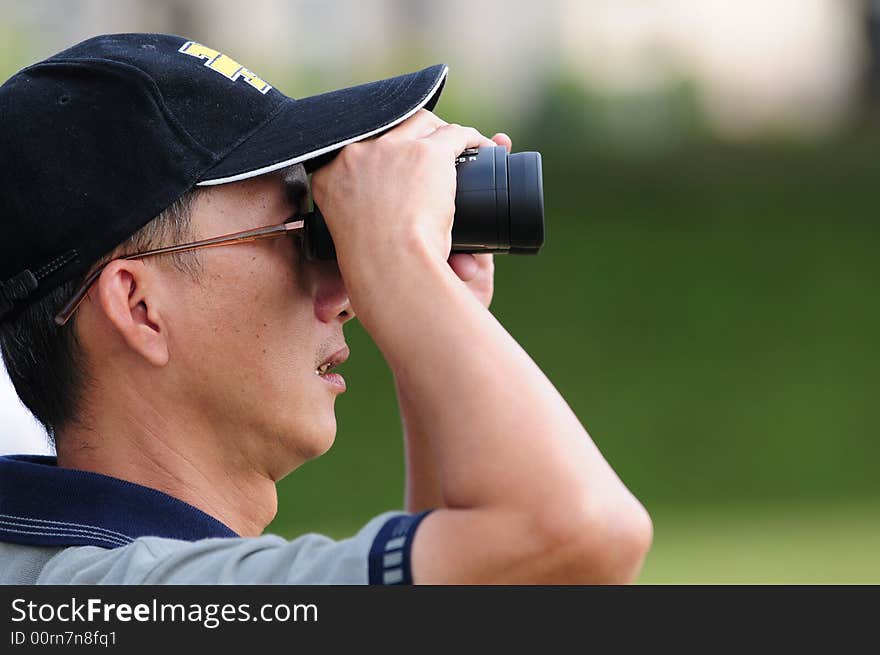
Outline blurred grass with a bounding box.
[640,499,880,583]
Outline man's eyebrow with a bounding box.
[283,165,310,214]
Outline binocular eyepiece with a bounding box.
[302,146,545,260]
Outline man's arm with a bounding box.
[397,374,444,512]
[312,111,652,584]
[398,234,497,513]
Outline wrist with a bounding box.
[339,225,450,303]
[344,245,475,368]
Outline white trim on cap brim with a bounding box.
[196,66,449,186]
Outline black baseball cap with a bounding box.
[0,33,448,323]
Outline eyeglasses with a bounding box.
[54,218,305,326]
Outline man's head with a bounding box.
[1,162,353,477]
[0,33,448,479]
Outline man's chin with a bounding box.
[283,420,337,464]
[303,426,337,461]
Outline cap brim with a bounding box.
[196,64,448,185]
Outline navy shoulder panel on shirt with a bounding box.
[0,454,237,548]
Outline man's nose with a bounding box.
[312,261,355,324]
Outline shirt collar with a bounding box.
[0,454,238,548]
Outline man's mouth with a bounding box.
[316,346,350,376]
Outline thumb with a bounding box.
[448,253,479,281]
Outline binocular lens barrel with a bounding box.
[304,145,545,260]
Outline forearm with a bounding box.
[395,376,445,513]
[396,252,492,513]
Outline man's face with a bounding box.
[162,167,353,481]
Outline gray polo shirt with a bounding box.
[0,455,429,585]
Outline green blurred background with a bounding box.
[1,0,879,583]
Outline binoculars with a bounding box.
[301,146,545,260]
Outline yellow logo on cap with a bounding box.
[178,41,272,95]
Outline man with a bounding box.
[0,33,651,584]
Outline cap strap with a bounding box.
[33,249,78,281]
[0,249,78,320]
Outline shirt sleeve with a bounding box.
[36,510,433,585]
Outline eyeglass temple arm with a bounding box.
[119,221,305,259]
[54,220,304,326]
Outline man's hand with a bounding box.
[311,110,503,323]
[447,253,493,308]
[447,132,511,309]
[312,111,508,311]
[312,111,493,265]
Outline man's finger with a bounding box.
[492,133,512,153]
[424,123,494,157]
[471,253,494,269]
[448,253,479,281]
[385,108,448,140]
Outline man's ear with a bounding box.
[94,259,169,367]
